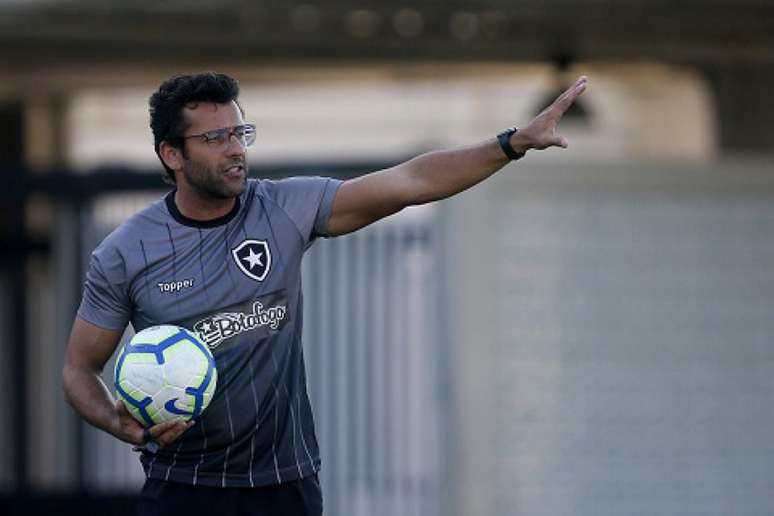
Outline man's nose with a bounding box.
[225,133,246,155]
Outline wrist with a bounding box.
[496,127,526,160]
[108,411,129,441]
[111,400,145,445]
[509,130,531,155]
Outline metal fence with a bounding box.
[304,207,447,516]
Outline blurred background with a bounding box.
[1,0,774,515]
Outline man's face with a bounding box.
[178,101,249,199]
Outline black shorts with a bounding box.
[137,475,323,516]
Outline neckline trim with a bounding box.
[165,190,241,228]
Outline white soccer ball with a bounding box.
[114,325,217,427]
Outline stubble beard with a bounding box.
[182,158,247,200]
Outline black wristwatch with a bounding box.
[496,127,525,161]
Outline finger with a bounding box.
[152,419,194,446]
[538,134,569,150]
[155,423,191,447]
[552,76,588,116]
[147,418,184,440]
[562,75,588,98]
[553,78,587,114]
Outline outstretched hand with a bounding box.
[516,76,588,152]
[114,399,193,450]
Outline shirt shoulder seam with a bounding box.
[256,190,306,245]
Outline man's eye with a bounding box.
[205,130,227,143]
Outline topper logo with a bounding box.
[157,278,195,293]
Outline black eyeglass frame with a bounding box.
[175,123,257,147]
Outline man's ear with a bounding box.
[159,141,184,173]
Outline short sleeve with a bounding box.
[265,176,343,244]
[77,245,132,331]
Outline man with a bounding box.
[63,72,587,515]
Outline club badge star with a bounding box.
[242,248,264,270]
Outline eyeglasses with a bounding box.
[178,124,257,149]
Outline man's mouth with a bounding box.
[224,164,245,176]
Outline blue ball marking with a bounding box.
[123,330,191,365]
[114,347,156,427]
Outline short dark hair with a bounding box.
[149,72,241,184]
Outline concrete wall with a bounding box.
[445,159,774,515]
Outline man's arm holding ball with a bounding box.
[62,317,191,447]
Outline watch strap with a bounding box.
[496,127,525,161]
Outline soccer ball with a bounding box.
[114,325,217,427]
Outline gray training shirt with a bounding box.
[78,176,342,487]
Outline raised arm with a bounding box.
[326,76,588,236]
[62,317,191,448]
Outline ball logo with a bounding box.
[232,239,271,281]
[165,397,196,416]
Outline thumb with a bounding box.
[551,135,569,149]
[116,398,131,416]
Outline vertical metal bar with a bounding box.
[384,225,396,516]
[392,226,405,516]
[427,223,443,516]
[51,200,82,489]
[7,160,29,493]
[317,241,334,516]
[405,227,421,516]
[372,224,386,516]
[386,226,396,515]
[13,253,28,492]
[434,205,454,516]
[353,231,368,514]
[0,271,11,486]
[334,236,348,515]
